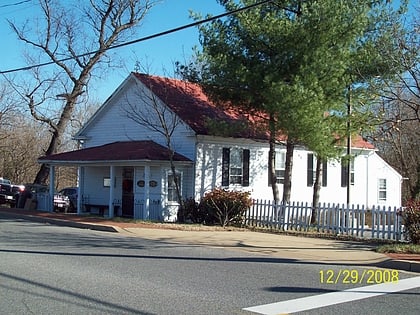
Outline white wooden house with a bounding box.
[39,73,402,221]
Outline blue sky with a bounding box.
[0,0,224,102]
[0,0,417,103]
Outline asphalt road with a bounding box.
[0,214,419,315]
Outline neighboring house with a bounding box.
[39,73,402,221]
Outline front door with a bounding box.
[121,167,134,217]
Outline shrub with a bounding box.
[199,188,252,227]
[400,200,420,244]
[177,198,203,223]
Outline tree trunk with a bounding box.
[311,157,323,224]
[268,114,280,203]
[34,91,81,184]
[282,141,294,203]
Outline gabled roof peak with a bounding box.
[132,72,271,140]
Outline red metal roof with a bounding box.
[133,73,271,140]
[38,141,192,163]
[351,135,375,150]
[133,73,374,149]
[41,74,374,164]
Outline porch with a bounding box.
[37,141,193,221]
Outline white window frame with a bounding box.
[229,148,243,185]
[275,151,286,184]
[378,178,387,202]
[166,170,182,204]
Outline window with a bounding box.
[167,172,182,203]
[275,151,286,184]
[222,148,250,186]
[341,158,354,187]
[103,177,111,187]
[307,154,328,187]
[378,179,387,202]
[230,148,243,184]
[268,151,286,185]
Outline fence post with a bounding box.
[372,205,377,239]
[360,205,365,238]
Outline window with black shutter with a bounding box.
[341,157,354,187]
[307,153,314,187]
[242,149,250,186]
[222,148,230,186]
[221,147,250,186]
[322,160,328,187]
[341,158,348,187]
[308,154,327,187]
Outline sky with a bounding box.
[0,0,417,103]
[0,0,225,102]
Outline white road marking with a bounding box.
[243,276,420,315]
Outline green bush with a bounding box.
[200,188,252,227]
[400,200,420,244]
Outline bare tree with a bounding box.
[121,75,185,216]
[0,83,19,144]
[370,10,420,202]
[373,95,420,202]
[8,0,157,184]
[0,112,50,184]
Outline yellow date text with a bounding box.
[319,269,399,285]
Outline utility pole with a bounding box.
[347,85,351,206]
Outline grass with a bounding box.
[375,243,420,254]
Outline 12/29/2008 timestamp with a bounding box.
[319,269,399,284]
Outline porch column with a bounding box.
[76,166,83,215]
[108,165,115,218]
[48,166,55,212]
[143,165,150,219]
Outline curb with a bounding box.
[1,211,120,233]
[2,210,419,273]
[377,258,420,273]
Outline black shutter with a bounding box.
[268,152,274,186]
[242,149,250,186]
[222,148,230,186]
[341,158,348,187]
[307,153,314,187]
[322,160,328,187]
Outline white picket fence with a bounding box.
[245,200,405,241]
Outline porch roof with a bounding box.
[38,141,192,165]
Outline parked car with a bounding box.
[53,192,70,212]
[57,187,78,212]
[0,177,14,206]
[17,184,70,212]
[10,184,25,207]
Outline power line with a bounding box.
[0,0,31,9]
[0,0,273,75]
